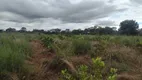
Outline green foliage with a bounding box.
[72,39,91,55]
[91,58,105,79]
[58,35,66,40]
[119,20,139,35]
[0,35,32,79]
[61,57,117,80]
[93,41,107,57]
[108,68,117,80]
[41,36,54,49]
[61,69,75,80]
[51,38,73,57]
[77,65,88,80]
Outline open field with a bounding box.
[0,33,142,80]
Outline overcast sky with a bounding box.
[0,0,141,30]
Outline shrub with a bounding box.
[41,36,54,49]
[91,41,107,57]
[72,39,91,55]
[53,39,73,57]
[58,35,66,40]
[61,57,117,80]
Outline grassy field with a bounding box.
[0,33,142,80]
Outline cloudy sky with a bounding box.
[0,0,141,30]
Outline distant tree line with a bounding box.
[1,20,142,35]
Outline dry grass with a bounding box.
[117,73,142,80]
[103,44,142,80]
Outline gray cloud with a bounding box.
[0,0,128,30]
[0,12,30,23]
[96,20,116,26]
[0,0,126,23]
[130,0,142,4]
[108,0,114,3]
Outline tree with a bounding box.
[65,29,70,33]
[49,28,61,34]
[20,27,27,32]
[0,29,4,33]
[6,28,16,32]
[72,29,83,34]
[61,29,70,34]
[119,20,139,35]
[83,26,116,35]
[32,29,45,33]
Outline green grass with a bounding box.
[0,33,32,79]
[72,39,91,55]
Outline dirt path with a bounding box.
[26,40,57,80]
[30,40,54,69]
[27,40,89,80]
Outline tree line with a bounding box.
[1,20,142,35]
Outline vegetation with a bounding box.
[72,39,91,55]
[119,20,139,35]
[41,36,54,49]
[61,57,117,80]
[0,20,142,80]
[1,19,141,36]
[0,33,32,80]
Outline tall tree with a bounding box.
[32,29,45,33]
[20,27,27,32]
[119,20,139,35]
[6,28,16,32]
[0,29,4,33]
[72,29,83,34]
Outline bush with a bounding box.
[61,57,117,80]
[72,39,91,55]
[53,39,73,57]
[41,36,54,49]
[58,35,66,40]
[93,41,107,57]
